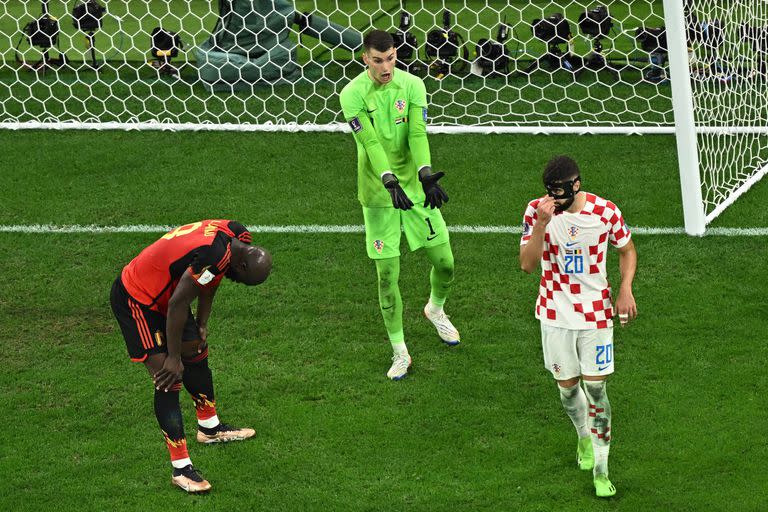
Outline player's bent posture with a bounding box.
[519,156,637,498]
[110,220,272,493]
[339,30,460,381]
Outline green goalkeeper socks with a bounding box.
[375,257,404,346]
[374,244,453,349]
[425,242,455,306]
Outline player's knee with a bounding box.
[437,259,454,279]
[181,353,209,366]
[433,254,454,279]
[181,340,208,365]
[377,270,399,291]
[584,380,606,402]
[558,381,580,399]
[144,353,166,377]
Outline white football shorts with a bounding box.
[540,323,614,380]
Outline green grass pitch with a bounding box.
[1,129,767,511]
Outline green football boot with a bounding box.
[577,436,594,470]
[594,474,616,498]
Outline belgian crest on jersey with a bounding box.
[395,99,406,113]
[373,239,384,254]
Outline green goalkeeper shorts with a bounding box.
[362,204,450,259]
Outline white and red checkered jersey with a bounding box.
[520,192,631,330]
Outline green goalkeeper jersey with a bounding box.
[339,68,431,207]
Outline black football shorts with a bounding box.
[110,275,200,362]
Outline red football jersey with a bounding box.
[121,220,252,314]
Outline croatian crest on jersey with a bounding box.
[395,99,406,113]
[552,363,561,377]
[567,225,579,241]
[373,239,385,254]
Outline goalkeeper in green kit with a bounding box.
[339,30,460,381]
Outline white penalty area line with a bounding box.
[1,224,768,236]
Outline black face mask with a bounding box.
[545,176,581,212]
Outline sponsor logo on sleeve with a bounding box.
[197,269,216,285]
[349,117,363,133]
[522,222,531,236]
[422,107,428,122]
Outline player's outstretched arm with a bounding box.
[418,166,449,209]
[407,76,431,170]
[340,87,393,176]
[154,272,201,391]
[614,239,637,326]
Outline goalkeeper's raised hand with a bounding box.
[382,173,414,210]
[419,167,449,209]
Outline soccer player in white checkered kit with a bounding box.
[519,155,637,498]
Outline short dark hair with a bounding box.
[543,155,580,184]
[364,30,394,53]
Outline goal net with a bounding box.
[1,0,672,131]
[681,0,768,224]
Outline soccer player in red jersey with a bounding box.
[110,220,271,493]
[519,157,637,498]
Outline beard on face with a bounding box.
[553,196,575,212]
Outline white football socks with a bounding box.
[171,457,192,469]
[391,341,408,356]
[584,380,612,476]
[559,382,590,439]
[198,415,220,429]
[426,300,444,316]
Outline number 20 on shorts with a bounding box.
[596,344,613,366]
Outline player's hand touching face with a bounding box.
[537,196,556,225]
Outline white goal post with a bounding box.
[1,0,766,233]
[664,0,768,235]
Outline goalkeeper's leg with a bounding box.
[423,243,460,345]
[375,257,410,380]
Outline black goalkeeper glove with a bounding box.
[382,173,414,210]
[419,168,449,209]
